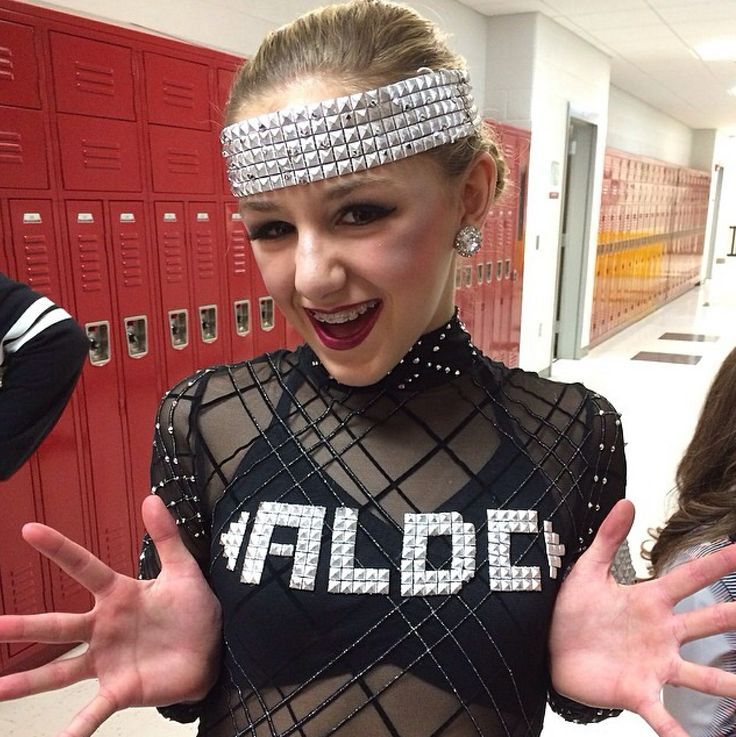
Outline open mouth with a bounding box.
[307,300,382,350]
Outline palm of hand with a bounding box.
[550,500,736,736]
[0,495,221,737]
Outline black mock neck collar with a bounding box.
[299,310,478,394]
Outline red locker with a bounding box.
[5,199,90,646]
[250,249,286,356]
[149,126,216,194]
[223,203,255,361]
[187,202,226,368]
[108,201,163,548]
[0,19,41,109]
[56,114,142,192]
[49,32,135,120]
[0,106,48,189]
[155,202,196,386]
[144,52,211,130]
[65,200,135,576]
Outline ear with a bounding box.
[458,152,497,227]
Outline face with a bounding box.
[236,79,466,386]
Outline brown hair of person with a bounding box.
[644,346,736,575]
[224,0,506,200]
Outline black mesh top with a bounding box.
[140,314,627,737]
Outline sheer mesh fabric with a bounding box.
[140,316,626,737]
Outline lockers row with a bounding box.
[1,0,238,196]
[456,124,530,368]
[591,148,709,343]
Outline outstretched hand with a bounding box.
[0,495,222,737]
[550,500,736,737]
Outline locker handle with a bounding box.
[234,300,251,336]
[199,305,218,343]
[85,321,111,366]
[168,309,189,350]
[124,316,148,358]
[259,297,275,332]
[504,259,511,279]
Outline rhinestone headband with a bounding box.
[220,68,480,197]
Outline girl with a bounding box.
[2,3,736,736]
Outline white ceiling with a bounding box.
[455,0,736,132]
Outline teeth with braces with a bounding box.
[312,301,378,324]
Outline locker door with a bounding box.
[0,201,44,671]
[108,201,163,549]
[223,203,255,361]
[0,19,41,109]
[49,32,135,120]
[155,203,195,386]
[187,202,226,368]
[144,52,211,130]
[4,200,90,661]
[57,114,142,192]
[149,126,216,195]
[66,201,135,576]
[251,249,286,356]
[0,106,49,190]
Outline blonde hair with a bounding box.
[225,0,506,200]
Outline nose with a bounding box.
[294,232,347,302]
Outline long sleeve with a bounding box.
[0,273,88,480]
[547,390,629,724]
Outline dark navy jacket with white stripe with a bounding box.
[0,272,88,480]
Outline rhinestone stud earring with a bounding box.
[453,225,482,257]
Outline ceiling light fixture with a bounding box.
[695,38,736,61]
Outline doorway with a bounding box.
[553,117,597,359]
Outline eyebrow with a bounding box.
[239,174,390,212]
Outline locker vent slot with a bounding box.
[74,61,115,97]
[230,228,248,274]
[119,233,144,287]
[77,235,103,292]
[167,149,200,175]
[80,139,122,171]
[194,232,215,279]
[0,130,22,164]
[162,79,195,109]
[22,235,52,290]
[0,45,14,82]
[9,562,44,614]
[162,233,185,283]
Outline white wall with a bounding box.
[607,86,693,167]
[486,13,611,373]
[712,133,736,259]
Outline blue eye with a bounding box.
[340,204,394,225]
[247,221,294,241]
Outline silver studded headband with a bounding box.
[220,68,480,197]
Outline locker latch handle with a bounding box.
[259,297,275,332]
[234,300,250,336]
[124,316,148,358]
[199,305,218,343]
[85,321,111,366]
[168,309,189,350]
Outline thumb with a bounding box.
[579,499,635,574]
[141,494,196,571]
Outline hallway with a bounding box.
[1,259,735,737]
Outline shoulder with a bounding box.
[156,347,303,429]
[480,357,620,429]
